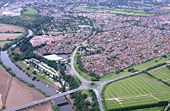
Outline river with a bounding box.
[0,30,73,111]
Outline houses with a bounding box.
[79,14,170,76]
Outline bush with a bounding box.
[52,104,60,111]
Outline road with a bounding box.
[6,20,146,111]
[6,87,87,111]
[5,19,169,111]
[164,103,170,111]
[5,66,149,111]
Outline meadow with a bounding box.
[102,74,170,110]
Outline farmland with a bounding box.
[0,66,12,109]
[149,65,170,84]
[0,24,25,48]
[102,74,170,110]
[0,65,53,111]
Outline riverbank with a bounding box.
[0,65,53,111]
[0,28,73,111]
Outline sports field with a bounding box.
[102,74,170,110]
[149,65,170,84]
[135,106,165,111]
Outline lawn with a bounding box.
[135,106,165,111]
[149,65,170,84]
[102,74,170,110]
[22,8,38,15]
[88,83,99,88]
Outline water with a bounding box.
[0,30,73,111]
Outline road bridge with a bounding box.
[6,87,87,111]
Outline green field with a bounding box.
[135,106,165,111]
[102,74,170,110]
[73,7,154,16]
[88,83,99,88]
[22,8,38,15]
[149,66,170,84]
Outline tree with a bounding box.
[52,104,59,111]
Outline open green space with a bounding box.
[73,7,154,16]
[135,106,165,111]
[149,65,170,84]
[22,8,39,15]
[88,83,99,88]
[102,74,170,110]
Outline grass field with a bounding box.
[135,106,165,111]
[22,8,38,15]
[149,65,170,84]
[88,83,99,88]
[73,7,154,16]
[102,74,170,110]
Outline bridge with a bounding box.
[6,87,87,111]
[6,68,146,111]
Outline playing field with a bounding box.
[102,74,170,110]
[149,65,170,84]
[135,106,165,111]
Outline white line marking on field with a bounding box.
[150,94,161,101]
